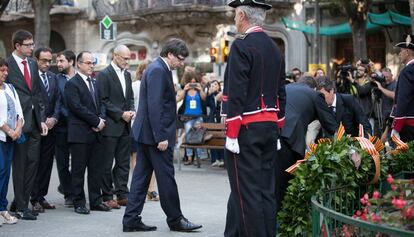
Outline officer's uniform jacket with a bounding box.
[222,26,286,138]
[392,59,414,132]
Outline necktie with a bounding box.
[329,106,336,113]
[87,77,97,109]
[21,60,31,91]
[41,73,49,96]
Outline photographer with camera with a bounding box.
[176,71,207,165]
[370,68,396,140]
[344,61,375,134]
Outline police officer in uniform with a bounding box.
[222,1,286,236]
[392,34,414,142]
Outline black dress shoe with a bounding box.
[123,221,157,232]
[169,218,202,232]
[90,203,111,212]
[16,209,37,220]
[32,202,45,213]
[74,206,90,214]
[40,200,56,209]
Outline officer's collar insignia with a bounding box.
[406,35,412,47]
[236,33,247,39]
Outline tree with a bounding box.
[340,0,372,62]
[410,0,414,34]
[31,0,55,48]
[0,0,11,18]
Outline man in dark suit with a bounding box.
[276,77,337,215]
[123,39,202,232]
[316,76,371,137]
[65,51,109,214]
[30,47,61,212]
[55,50,76,206]
[97,45,135,209]
[6,30,48,220]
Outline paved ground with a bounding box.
[4,158,230,237]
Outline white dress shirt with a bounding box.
[12,52,31,78]
[111,62,126,97]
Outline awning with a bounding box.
[282,10,410,36]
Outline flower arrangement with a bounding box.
[353,174,414,232]
[277,126,388,236]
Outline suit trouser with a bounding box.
[70,141,103,208]
[400,125,414,143]
[0,142,14,211]
[275,139,302,216]
[55,130,72,199]
[224,122,278,237]
[31,129,56,203]
[123,144,183,227]
[12,124,41,211]
[101,129,130,201]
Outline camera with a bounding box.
[337,64,356,79]
[370,72,386,84]
[189,83,197,88]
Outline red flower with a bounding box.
[387,174,393,184]
[371,213,380,223]
[372,191,380,200]
[391,185,398,191]
[392,197,407,209]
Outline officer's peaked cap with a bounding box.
[228,0,272,10]
[395,34,414,50]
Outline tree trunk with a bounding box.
[341,0,371,63]
[31,0,53,48]
[410,0,414,34]
[351,19,367,61]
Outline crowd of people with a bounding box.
[1,0,413,235]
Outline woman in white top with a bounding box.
[0,57,24,225]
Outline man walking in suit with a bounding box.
[65,51,110,214]
[55,50,76,207]
[30,47,61,213]
[222,1,286,236]
[6,29,48,220]
[98,45,135,209]
[123,39,202,232]
[316,76,371,137]
[391,34,414,142]
[276,77,337,216]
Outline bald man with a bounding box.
[97,45,135,208]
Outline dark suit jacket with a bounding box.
[65,73,105,143]
[6,55,45,133]
[281,83,337,156]
[97,64,134,137]
[39,71,61,120]
[335,93,371,137]
[55,73,69,132]
[131,58,176,147]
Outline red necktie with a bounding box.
[21,60,32,91]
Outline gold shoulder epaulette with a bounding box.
[236,33,247,40]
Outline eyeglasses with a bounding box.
[175,55,185,61]
[115,54,130,61]
[80,61,96,66]
[39,58,52,63]
[21,43,35,48]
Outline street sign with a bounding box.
[100,15,117,41]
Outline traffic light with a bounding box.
[222,40,229,63]
[210,47,218,63]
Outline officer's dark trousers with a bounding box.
[400,125,414,143]
[224,122,278,237]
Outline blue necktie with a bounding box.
[87,77,97,110]
[41,73,49,96]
